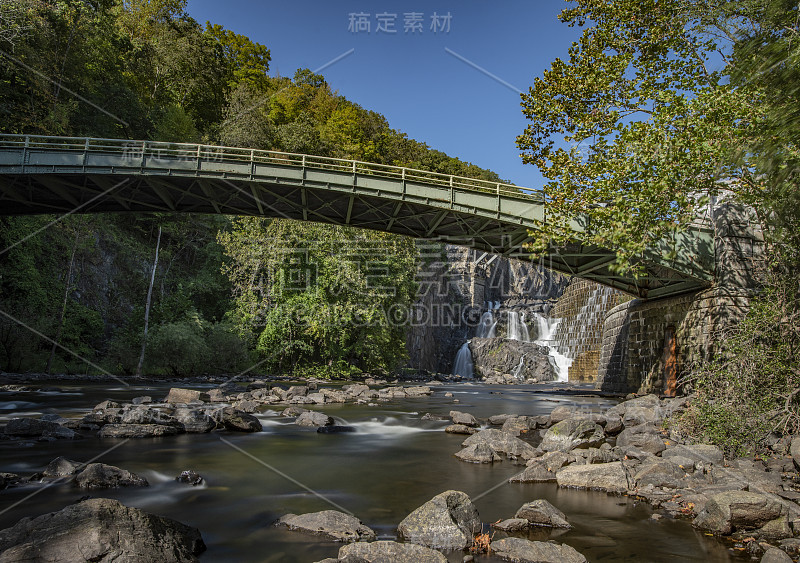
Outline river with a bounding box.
[0,381,741,562]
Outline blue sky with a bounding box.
[186,1,582,189]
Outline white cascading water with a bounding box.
[512,353,527,381]
[532,312,572,382]
[476,311,497,338]
[506,311,530,342]
[452,341,474,378]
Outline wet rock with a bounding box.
[233,400,260,413]
[0,497,205,562]
[173,408,216,433]
[540,418,604,453]
[450,411,479,427]
[337,540,446,562]
[509,461,556,483]
[120,406,180,426]
[93,400,121,410]
[131,396,152,405]
[762,547,793,563]
[43,456,82,478]
[615,425,666,455]
[490,538,587,563]
[0,473,22,490]
[514,499,571,528]
[213,407,262,432]
[175,470,203,486]
[74,463,148,490]
[281,406,308,417]
[455,442,501,463]
[397,490,481,550]
[343,384,369,397]
[461,429,538,460]
[4,418,76,439]
[321,389,348,403]
[492,518,530,532]
[286,385,308,399]
[694,491,788,536]
[307,392,326,404]
[488,414,514,425]
[405,386,433,397]
[295,411,334,427]
[165,388,209,404]
[445,424,477,435]
[277,510,375,542]
[246,380,269,391]
[556,462,630,494]
[99,423,182,438]
[207,388,228,402]
[317,426,356,434]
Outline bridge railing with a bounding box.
[0,134,543,202]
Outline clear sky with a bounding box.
[185,1,582,189]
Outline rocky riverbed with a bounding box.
[0,377,794,561]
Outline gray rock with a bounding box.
[663,444,724,465]
[489,414,515,425]
[0,473,21,490]
[397,490,481,550]
[4,418,75,439]
[120,406,179,426]
[0,497,204,562]
[556,462,630,494]
[762,547,793,563]
[43,457,82,478]
[622,405,663,427]
[509,461,556,483]
[549,405,576,424]
[131,396,152,405]
[445,424,477,435]
[286,385,308,399]
[173,409,216,433]
[337,540,447,563]
[450,411,479,427]
[602,416,623,435]
[74,463,148,490]
[93,400,121,410]
[213,407,262,432]
[791,436,800,471]
[540,418,604,452]
[99,423,181,438]
[343,384,369,397]
[175,470,203,486]
[615,425,666,455]
[633,458,687,489]
[234,400,260,413]
[470,338,556,382]
[455,442,501,463]
[295,411,334,427]
[461,429,537,460]
[501,416,536,437]
[693,490,787,535]
[277,510,375,542]
[514,499,571,528]
[492,518,530,532]
[490,538,587,563]
[281,406,308,417]
[165,388,209,404]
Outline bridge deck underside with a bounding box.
[0,147,714,299]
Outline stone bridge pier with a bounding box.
[595,200,765,394]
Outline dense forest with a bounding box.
[0,0,501,377]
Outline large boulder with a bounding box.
[615,425,666,455]
[693,491,789,537]
[539,418,604,452]
[633,458,687,489]
[74,463,148,490]
[173,409,216,433]
[165,388,209,404]
[337,541,447,562]
[277,510,375,542]
[556,462,630,494]
[295,411,334,427]
[469,337,556,381]
[120,406,180,427]
[450,410,479,428]
[99,424,181,438]
[0,498,205,562]
[514,499,571,528]
[490,538,587,563]
[455,442,501,463]
[212,407,262,432]
[42,457,82,478]
[4,418,76,440]
[461,429,537,460]
[397,490,481,550]
[501,416,537,437]
[662,444,724,465]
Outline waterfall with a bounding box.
[532,313,572,382]
[512,353,526,381]
[452,342,474,378]
[476,311,497,338]
[506,311,530,342]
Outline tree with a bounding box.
[516,0,750,271]
[205,23,271,91]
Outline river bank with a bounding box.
[0,378,781,561]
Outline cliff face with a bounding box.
[469,337,555,382]
[404,243,570,374]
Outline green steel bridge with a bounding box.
[0,135,714,299]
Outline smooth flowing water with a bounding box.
[0,382,740,562]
